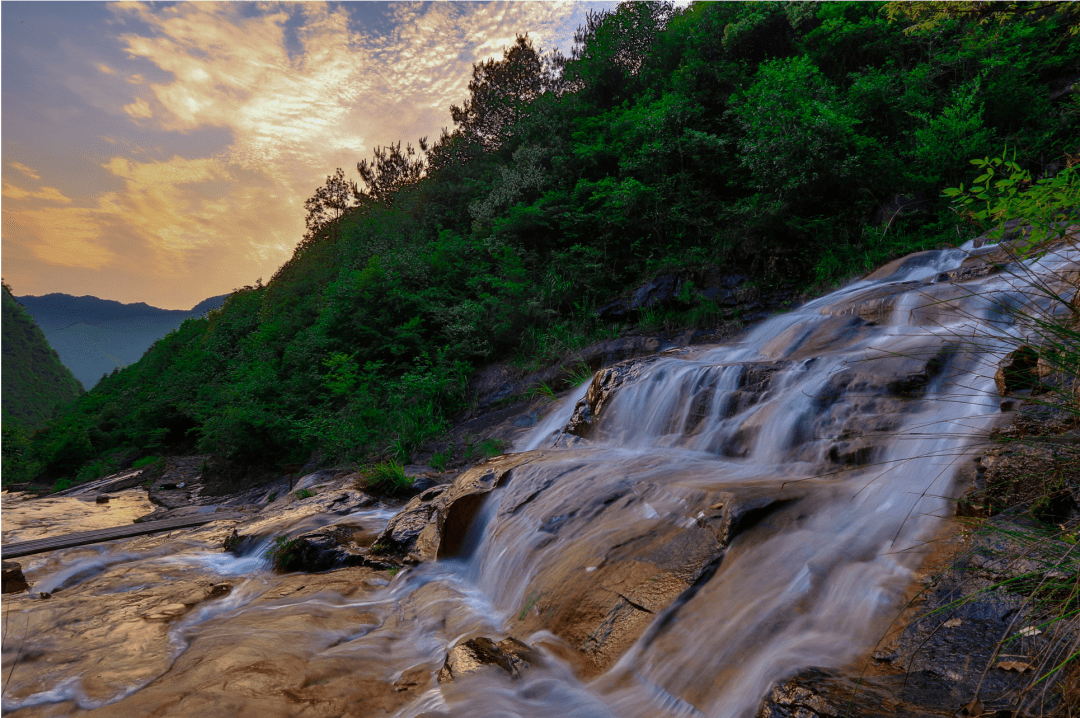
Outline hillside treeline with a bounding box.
[2,286,84,480]
[10,1,1079,485]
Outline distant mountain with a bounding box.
[15,292,228,389]
[2,286,84,431]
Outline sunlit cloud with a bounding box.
[3,1,611,307]
[9,162,41,180]
[123,97,153,119]
[2,180,73,204]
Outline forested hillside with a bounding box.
[11,1,1079,487]
[2,285,84,478]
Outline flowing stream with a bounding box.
[3,240,1077,718]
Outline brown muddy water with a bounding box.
[3,239,1077,717]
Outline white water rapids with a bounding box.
[3,239,1077,717]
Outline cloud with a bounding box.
[124,97,153,119]
[5,1,606,307]
[9,162,41,180]
[2,180,73,204]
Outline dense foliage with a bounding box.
[11,1,1079,486]
[2,285,84,479]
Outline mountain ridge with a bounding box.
[14,292,229,389]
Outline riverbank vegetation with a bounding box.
[6,1,1078,488]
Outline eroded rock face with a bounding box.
[372,453,541,562]
[436,636,540,683]
[564,357,660,438]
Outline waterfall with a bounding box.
[4,240,1076,718]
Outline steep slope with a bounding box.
[1,286,84,431]
[16,293,228,388]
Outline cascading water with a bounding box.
[3,240,1076,718]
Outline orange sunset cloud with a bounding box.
[2,1,610,309]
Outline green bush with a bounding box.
[360,461,414,496]
[944,151,1079,252]
[132,455,161,469]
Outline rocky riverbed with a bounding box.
[3,234,1078,718]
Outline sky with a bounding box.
[2,1,615,309]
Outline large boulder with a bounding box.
[290,525,373,572]
[372,453,541,562]
[2,561,30,593]
[563,356,660,438]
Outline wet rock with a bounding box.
[935,253,1000,283]
[726,361,790,415]
[864,250,942,281]
[885,349,948,397]
[148,486,193,510]
[767,493,1080,718]
[757,668,952,718]
[2,561,30,593]
[207,582,232,599]
[995,345,1040,396]
[50,467,149,497]
[838,281,922,324]
[563,337,664,376]
[506,485,794,674]
[373,453,539,562]
[144,603,189,621]
[96,494,111,503]
[292,469,339,492]
[564,357,658,438]
[374,485,447,556]
[291,524,372,572]
[967,440,1080,517]
[695,493,793,547]
[436,636,540,683]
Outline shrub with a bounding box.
[943,150,1079,253]
[360,461,413,496]
[430,450,450,472]
[294,488,316,500]
[132,455,161,469]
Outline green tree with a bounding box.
[730,55,860,198]
[303,168,358,238]
[450,34,554,150]
[357,139,428,207]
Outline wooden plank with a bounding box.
[1,513,246,559]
